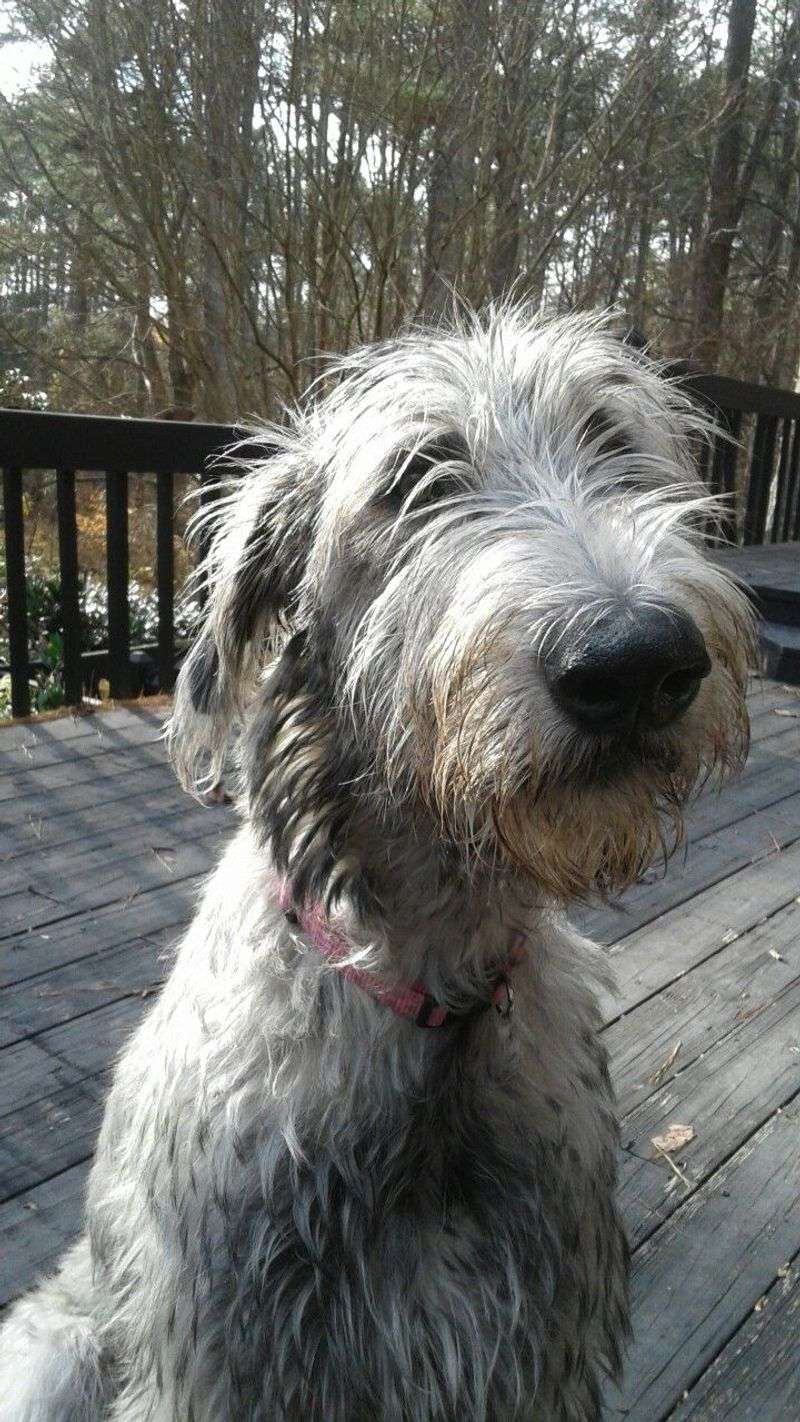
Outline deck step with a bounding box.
[749,582,800,629]
[709,542,800,683]
[759,620,800,684]
[710,542,799,633]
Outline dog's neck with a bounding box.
[278,876,525,1028]
[277,800,540,996]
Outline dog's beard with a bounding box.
[426,686,749,901]
[493,769,691,900]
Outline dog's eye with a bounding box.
[386,434,470,510]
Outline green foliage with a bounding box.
[0,560,200,718]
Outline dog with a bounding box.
[0,307,753,1421]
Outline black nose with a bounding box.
[546,604,711,733]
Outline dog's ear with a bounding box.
[168,439,320,793]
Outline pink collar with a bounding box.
[278,884,526,1029]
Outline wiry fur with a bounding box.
[0,307,753,1421]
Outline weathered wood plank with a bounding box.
[0,1074,109,1203]
[0,773,218,862]
[751,685,800,718]
[0,711,109,752]
[0,740,170,806]
[746,678,800,724]
[0,877,199,989]
[748,703,800,745]
[671,1256,800,1420]
[605,1102,800,1420]
[0,935,163,1048]
[0,1160,90,1306]
[0,823,230,938]
[0,798,233,900]
[597,836,800,1024]
[0,760,188,848]
[618,961,800,1248]
[0,707,165,772]
[0,995,148,1119]
[607,896,800,1116]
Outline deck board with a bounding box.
[606,1104,800,1420]
[1,685,799,1417]
[673,1258,800,1420]
[711,543,800,598]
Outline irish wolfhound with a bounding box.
[0,308,752,1421]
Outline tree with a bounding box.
[1,0,798,418]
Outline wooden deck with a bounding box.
[711,542,800,684]
[711,542,800,601]
[1,684,799,1419]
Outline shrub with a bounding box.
[0,561,200,717]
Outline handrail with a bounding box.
[0,408,238,473]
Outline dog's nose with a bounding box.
[546,604,711,733]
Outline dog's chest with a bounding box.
[200,1049,619,1422]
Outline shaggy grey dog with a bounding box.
[0,308,752,1422]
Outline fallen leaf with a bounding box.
[651,1124,695,1154]
[768,948,785,962]
[773,708,800,718]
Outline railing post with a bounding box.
[56,469,82,706]
[780,420,800,543]
[105,469,130,700]
[156,469,175,691]
[742,414,778,546]
[718,408,741,545]
[706,408,741,545]
[768,419,789,543]
[2,466,31,718]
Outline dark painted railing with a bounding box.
[1,370,799,719]
[684,372,800,547]
[0,410,238,718]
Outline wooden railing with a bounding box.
[1,370,799,719]
[685,372,800,547]
[0,410,237,718]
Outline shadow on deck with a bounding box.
[1,680,799,1419]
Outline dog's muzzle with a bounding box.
[546,603,711,734]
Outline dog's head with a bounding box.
[170,307,753,906]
